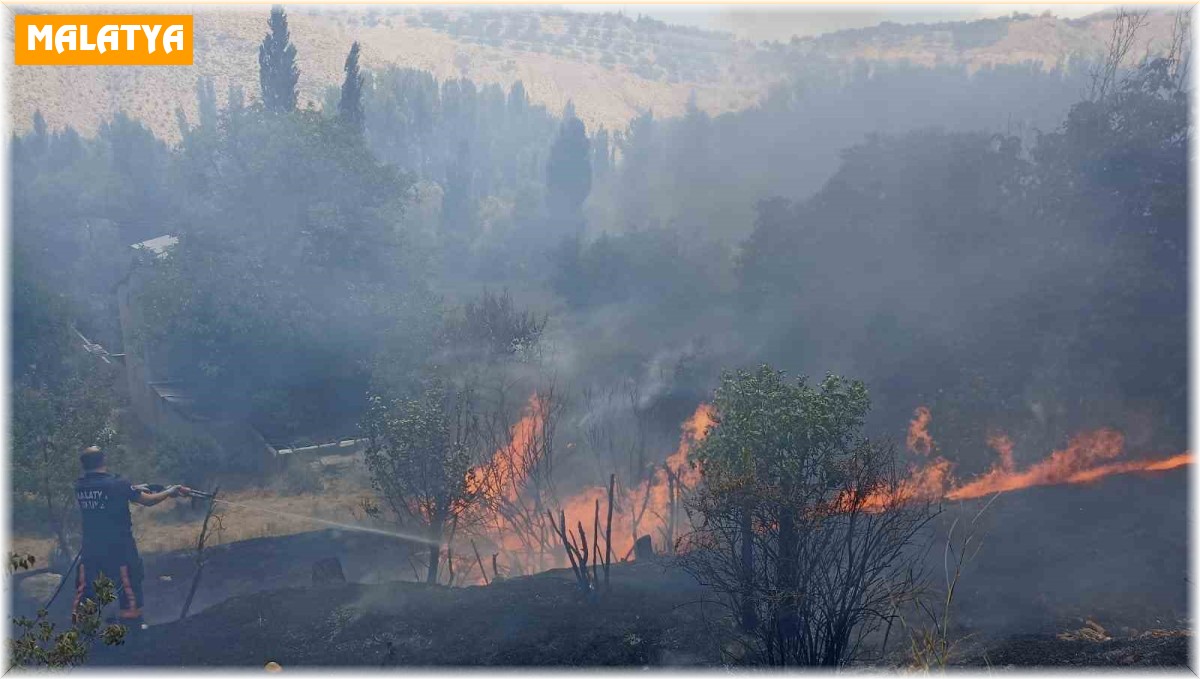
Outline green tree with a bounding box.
[196,76,219,132]
[259,5,299,113]
[545,103,591,235]
[361,377,482,584]
[137,111,433,442]
[440,140,476,249]
[11,258,117,556]
[338,41,365,133]
[683,366,934,666]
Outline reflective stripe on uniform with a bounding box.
[71,563,86,622]
[118,564,142,619]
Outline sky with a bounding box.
[569,4,1113,42]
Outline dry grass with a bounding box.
[10,477,379,567]
[8,7,771,142]
[11,8,1178,143]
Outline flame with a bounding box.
[464,395,546,505]
[462,400,1190,581]
[465,399,714,580]
[987,432,1015,472]
[947,428,1125,500]
[907,406,935,456]
[864,407,1192,509]
[554,403,714,560]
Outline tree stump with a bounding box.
[312,557,346,585]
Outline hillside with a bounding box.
[780,10,1182,71]
[8,6,773,141]
[7,7,1183,142]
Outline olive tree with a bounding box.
[681,365,936,666]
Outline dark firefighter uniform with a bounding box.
[73,471,145,625]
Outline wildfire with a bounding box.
[467,397,715,578]
[986,432,1015,472]
[873,407,1193,508]
[461,399,1190,581]
[907,406,935,456]
[555,403,715,559]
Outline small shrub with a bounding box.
[9,574,127,669]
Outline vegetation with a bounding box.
[338,42,365,134]
[6,7,1188,667]
[681,367,935,666]
[11,256,117,554]
[259,6,300,114]
[7,556,126,669]
[361,376,482,584]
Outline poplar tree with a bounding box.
[338,41,365,133]
[258,6,299,113]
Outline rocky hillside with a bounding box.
[8,7,1183,142]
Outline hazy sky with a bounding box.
[571,4,1112,42]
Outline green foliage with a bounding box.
[683,366,932,667]
[153,432,230,488]
[361,377,479,524]
[552,226,725,310]
[442,289,547,362]
[9,575,127,669]
[730,48,1188,450]
[11,258,118,546]
[545,109,591,232]
[259,6,300,113]
[338,42,365,133]
[12,111,167,347]
[441,141,477,250]
[692,366,870,496]
[136,109,435,437]
[361,376,482,583]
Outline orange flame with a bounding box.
[865,407,1192,509]
[467,399,715,579]
[554,403,715,560]
[987,432,1015,472]
[465,401,1190,579]
[907,406,935,456]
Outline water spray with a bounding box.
[135,484,439,544]
[207,498,439,545]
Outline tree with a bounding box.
[545,104,591,235]
[591,126,610,180]
[441,140,476,247]
[196,76,218,132]
[338,41,365,133]
[136,111,432,442]
[11,258,117,558]
[442,288,547,363]
[361,377,482,585]
[259,5,299,113]
[681,366,935,666]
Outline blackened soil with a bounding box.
[959,633,1189,668]
[90,560,724,668]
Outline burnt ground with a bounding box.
[11,529,420,626]
[9,471,1192,668]
[82,558,1189,670]
[89,561,725,668]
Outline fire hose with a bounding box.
[132,483,215,499]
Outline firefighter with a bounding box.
[72,446,189,628]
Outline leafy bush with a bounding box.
[9,571,126,669]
